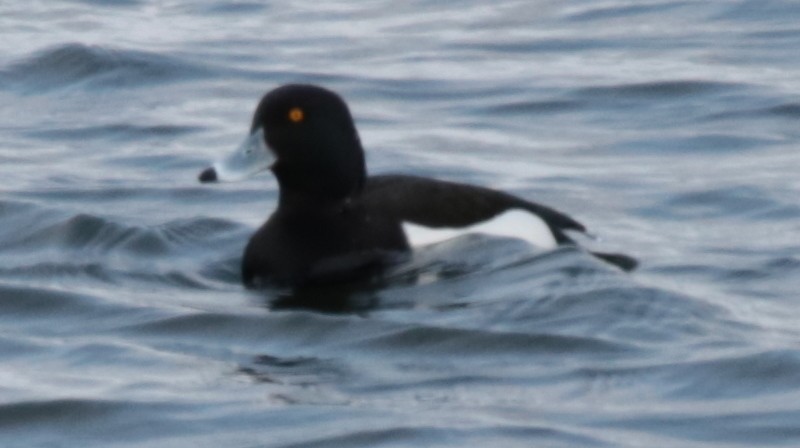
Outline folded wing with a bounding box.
[361,174,637,271]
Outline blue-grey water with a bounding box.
[1,1,799,447]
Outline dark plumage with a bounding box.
[199,84,636,287]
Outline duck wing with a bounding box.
[361,174,585,243]
[361,174,637,271]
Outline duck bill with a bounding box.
[198,128,273,183]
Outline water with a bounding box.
[1,1,799,446]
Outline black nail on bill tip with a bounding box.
[199,167,218,183]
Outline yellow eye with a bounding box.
[288,107,304,123]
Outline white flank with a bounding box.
[402,209,558,249]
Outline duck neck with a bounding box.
[272,158,365,211]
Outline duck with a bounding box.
[199,84,636,287]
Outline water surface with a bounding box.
[1,1,799,447]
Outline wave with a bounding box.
[25,123,201,142]
[638,185,800,220]
[3,211,238,255]
[0,43,210,93]
[0,202,246,288]
[768,103,800,117]
[577,80,743,98]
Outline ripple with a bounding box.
[0,43,210,93]
[239,354,344,386]
[0,399,126,428]
[0,399,190,447]
[768,103,800,117]
[616,133,778,153]
[525,286,735,345]
[359,325,631,358]
[0,334,51,359]
[194,1,269,14]
[668,349,800,399]
[763,255,800,272]
[593,407,800,446]
[641,185,797,220]
[0,283,153,336]
[577,80,741,99]
[0,206,245,289]
[274,425,607,448]
[66,0,142,6]
[25,123,201,142]
[714,0,800,22]
[563,1,697,22]
[454,37,617,54]
[483,99,583,116]
[705,102,800,121]
[0,283,105,316]
[4,212,240,255]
